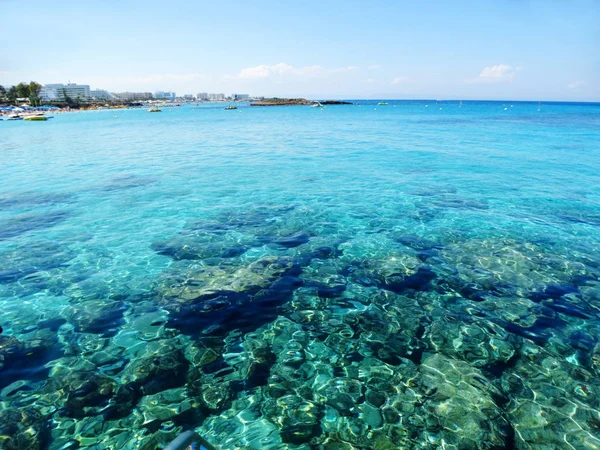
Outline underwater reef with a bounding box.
[2,203,600,450]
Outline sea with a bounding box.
[1,100,600,449]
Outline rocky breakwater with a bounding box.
[320,100,352,105]
[250,98,311,106]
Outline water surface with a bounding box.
[1,100,600,449]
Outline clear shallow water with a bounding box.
[1,100,600,449]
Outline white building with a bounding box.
[90,90,113,100]
[197,92,208,101]
[40,83,91,101]
[155,91,176,100]
[40,85,60,101]
[208,93,225,101]
[113,92,154,101]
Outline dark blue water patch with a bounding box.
[394,234,444,251]
[407,206,441,223]
[431,196,489,211]
[541,299,592,319]
[37,318,67,331]
[407,187,457,197]
[309,246,343,260]
[101,175,157,192]
[0,191,74,210]
[0,241,76,284]
[499,321,552,345]
[454,282,505,302]
[497,313,566,345]
[0,267,36,283]
[0,334,63,389]
[0,210,70,241]
[162,266,303,338]
[528,283,579,302]
[204,204,299,231]
[557,213,600,227]
[72,303,127,337]
[569,331,597,353]
[260,232,310,249]
[151,239,250,260]
[362,266,437,295]
[303,280,346,298]
[166,289,288,338]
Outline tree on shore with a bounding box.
[62,87,79,108]
[29,81,42,106]
[7,86,18,104]
[16,82,30,98]
[0,81,44,105]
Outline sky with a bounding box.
[1,0,599,101]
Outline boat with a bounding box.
[311,101,324,108]
[224,105,238,110]
[147,107,162,112]
[24,115,47,121]
[378,101,388,105]
[6,114,23,120]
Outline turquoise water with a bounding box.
[1,100,600,449]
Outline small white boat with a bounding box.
[311,101,323,108]
[147,107,162,112]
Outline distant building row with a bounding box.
[39,83,251,102]
[196,93,248,101]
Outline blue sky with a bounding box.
[1,0,598,100]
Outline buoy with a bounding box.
[439,108,442,110]
[374,108,377,111]
[504,108,507,110]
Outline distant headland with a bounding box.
[250,98,352,106]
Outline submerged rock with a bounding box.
[260,232,311,249]
[418,354,511,448]
[151,233,251,260]
[121,341,189,396]
[0,405,50,450]
[155,256,302,336]
[63,300,127,336]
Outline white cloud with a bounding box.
[568,80,585,89]
[362,78,376,83]
[368,65,382,70]
[226,63,359,79]
[391,76,409,85]
[232,63,294,79]
[328,65,359,73]
[477,64,521,82]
